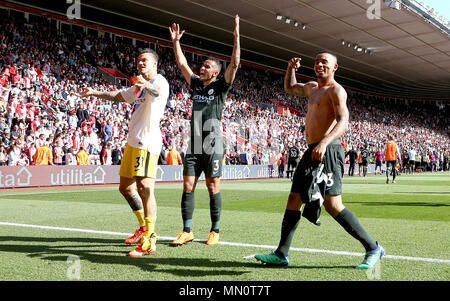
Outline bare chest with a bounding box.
[308,88,332,112]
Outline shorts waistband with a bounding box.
[308,139,341,149]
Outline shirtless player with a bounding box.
[254,53,384,269]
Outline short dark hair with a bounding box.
[138,48,159,63]
[206,57,222,73]
[315,51,338,63]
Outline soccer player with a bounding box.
[254,53,384,269]
[78,49,170,256]
[287,141,301,180]
[168,14,240,246]
[385,135,401,183]
[360,144,370,177]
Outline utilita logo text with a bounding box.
[50,167,106,185]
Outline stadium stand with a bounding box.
[0,10,448,173]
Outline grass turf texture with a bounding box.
[0,172,449,281]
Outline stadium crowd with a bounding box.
[0,13,448,173]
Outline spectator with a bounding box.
[102,142,112,165]
[166,143,183,165]
[111,144,123,165]
[65,147,77,165]
[33,138,53,165]
[0,146,7,165]
[76,146,89,165]
[53,139,65,165]
[7,143,21,166]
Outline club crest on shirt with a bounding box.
[135,98,146,105]
[134,91,147,104]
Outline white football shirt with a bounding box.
[120,74,169,154]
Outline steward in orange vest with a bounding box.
[76,147,90,165]
[166,145,183,165]
[33,140,54,165]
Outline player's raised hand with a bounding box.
[234,14,240,39]
[77,87,94,98]
[133,75,160,96]
[169,23,185,42]
[133,75,146,91]
[289,57,301,70]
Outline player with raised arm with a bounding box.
[78,49,169,257]
[168,15,240,246]
[254,52,384,269]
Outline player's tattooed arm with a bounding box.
[143,82,160,97]
[77,87,126,102]
[134,76,160,97]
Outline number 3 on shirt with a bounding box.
[134,156,144,169]
[213,160,219,174]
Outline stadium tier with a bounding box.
[0,4,448,173]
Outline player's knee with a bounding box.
[324,203,337,217]
[138,180,154,191]
[183,182,195,193]
[206,186,219,195]
[183,176,197,193]
[119,185,133,196]
[140,186,152,198]
[286,192,302,211]
[135,183,145,194]
[204,177,220,195]
[324,197,345,218]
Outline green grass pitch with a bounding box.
[0,172,449,282]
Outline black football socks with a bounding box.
[181,192,222,233]
[335,208,378,252]
[209,192,222,233]
[181,191,195,232]
[276,210,301,257]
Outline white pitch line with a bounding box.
[1,222,449,264]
